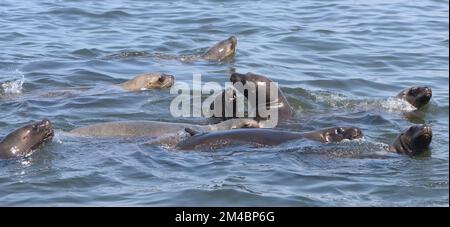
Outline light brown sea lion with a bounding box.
[118,73,174,91]
[0,119,54,159]
[1,73,175,100]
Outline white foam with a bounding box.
[313,91,349,108]
[312,90,417,112]
[1,69,25,94]
[380,97,416,112]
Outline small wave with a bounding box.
[70,48,101,58]
[0,70,25,94]
[53,131,65,144]
[312,91,350,108]
[102,50,151,60]
[310,90,416,112]
[45,8,130,19]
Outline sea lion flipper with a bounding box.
[185,128,201,136]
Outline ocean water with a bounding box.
[0,0,448,206]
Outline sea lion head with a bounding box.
[390,124,432,156]
[202,36,238,61]
[230,72,273,86]
[0,119,54,159]
[229,72,294,123]
[319,127,364,143]
[127,73,175,90]
[230,72,277,104]
[397,86,432,109]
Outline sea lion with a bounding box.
[175,127,363,150]
[201,36,238,61]
[1,73,175,100]
[0,119,54,159]
[212,72,294,124]
[67,118,259,138]
[389,124,432,156]
[104,36,238,62]
[118,73,175,91]
[396,86,432,109]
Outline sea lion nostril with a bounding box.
[424,125,432,134]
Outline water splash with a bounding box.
[311,90,417,112]
[380,97,416,112]
[0,70,25,94]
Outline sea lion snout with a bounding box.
[40,119,54,138]
[201,36,238,61]
[423,87,432,97]
[315,127,364,143]
[31,119,54,147]
[414,87,432,105]
[228,36,238,49]
[159,74,175,88]
[414,124,432,143]
[345,127,363,140]
[334,127,363,141]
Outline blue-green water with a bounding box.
[0,0,448,206]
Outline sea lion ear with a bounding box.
[185,128,200,136]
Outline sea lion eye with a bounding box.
[409,87,419,95]
[158,76,166,83]
[336,128,344,134]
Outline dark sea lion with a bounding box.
[389,124,432,156]
[201,36,237,61]
[212,72,294,124]
[396,86,432,109]
[175,127,363,151]
[0,119,54,159]
[118,73,175,91]
[67,118,259,138]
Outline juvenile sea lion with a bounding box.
[0,119,54,159]
[68,118,259,138]
[201,36,238,61]
[389,124,432,156]
[118,73,175,91]
[175,127,363,150]
[396,86,432,109]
